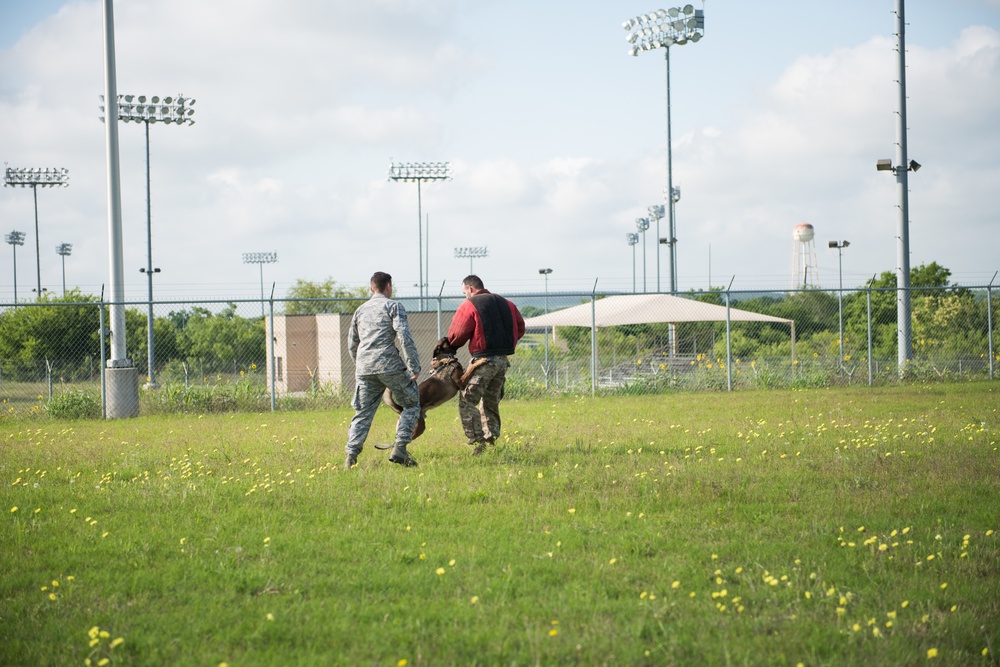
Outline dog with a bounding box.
[376,337,487,445]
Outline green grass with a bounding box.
[1,382,998,666]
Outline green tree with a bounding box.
[284,278,368,315]
[0,290,102,381]
[842,262,963,360]
[175,305,266,375]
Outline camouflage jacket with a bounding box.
[348,293,421,377]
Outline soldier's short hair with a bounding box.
[371,272,392,293]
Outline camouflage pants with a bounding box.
[458,356,510,444]
[346,372,420,455]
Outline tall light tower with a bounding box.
[635,217,650,292]
[6,231,26,304]
[454,246,488,274]
[56,243,73,297]
[626,232,639,293]
[623,4,705,295]
[647,204,665,291]
[876,0,919,374]
[4,167,70,299]
[388,161,451,310]
[101,93,196,388]
[243,252,278,318]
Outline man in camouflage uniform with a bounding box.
[447,275,525,455]
[345,271,421,469]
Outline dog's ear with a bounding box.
[432,336,452,357]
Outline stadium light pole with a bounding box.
[388,161,451,310]
[56,243,72,296]
[454,246,488,275]
[6,231,26,304]
[101,93,195,388]
[626,232,639,293]
[876,0,919,376]
[4,167,70,299]
[243,252,278,318]
[635,217,650,292]
[623,4,704,295]
[828,240,850,368]
[647,204,665,291]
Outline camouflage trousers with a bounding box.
[346,372,420,455]
[458,355,510,445]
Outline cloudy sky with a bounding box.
[1,0,998,303]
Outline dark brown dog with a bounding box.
[378,337,486,443]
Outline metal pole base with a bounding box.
[105,366,140,419]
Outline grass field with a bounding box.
[2,382,998,666]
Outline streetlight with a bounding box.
[4,167,70,299]
[623,5,705,295]
[539,268,553,313]
[539,268,553,389]
[626,232,639,293]
[56,243,72,296]
[828,240,850,368]
[635,217,650,292]
[454,246,488,274]
[102,93,196,388]
[5,231,26,304]
[389,161,451,310]
[647,204,665,291]
[243,252,278,318]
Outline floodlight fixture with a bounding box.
[103,94,195,386]
[6,230,26,304]
[244,252,279,318]
[454,245,488,273]
[876,159,893,172]
[389,160,452,309]
[5,166,70,299]
[622,6,704,295]
[100,93,196,126]
[56,242,72,296]
[623,4,703,56]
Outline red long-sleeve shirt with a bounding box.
[448,288,525,358]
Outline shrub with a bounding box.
[45,389,102,419]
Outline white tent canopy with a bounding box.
[523,293,796,396]
[523,293,793,328]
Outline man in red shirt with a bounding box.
[447,275,526,455]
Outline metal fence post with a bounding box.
[867,277,875,386]
[589,295,597,397]
[46,359,53,401]
[988,277,996,381]
[437,280,446,339]
[98,293,107,419]
[268,283,276,412]
[725,288,733,392]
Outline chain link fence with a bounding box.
[0,284,996,419]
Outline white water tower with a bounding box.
[791,222,819,288]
